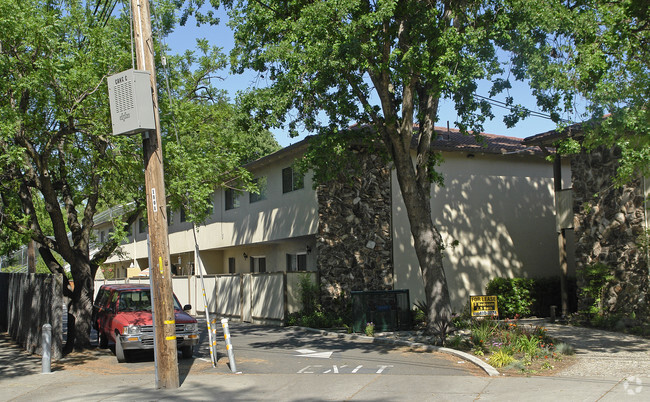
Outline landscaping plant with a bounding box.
[486,277,535,318]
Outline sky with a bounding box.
[163,9,561,148]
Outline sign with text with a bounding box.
[470,295,498,317]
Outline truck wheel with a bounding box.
[115,333,127,363]
[98,331,108,349]
[181,345,193,359]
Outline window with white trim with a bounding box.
[250,177,268,203]
[282,166,304,193]
[250,256,266,273]
[286,253,307,271]
[225,188,240,210]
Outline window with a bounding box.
[206,196,214,215]
[180,206,187,222]
[286,253,307,271]
[249,177,268,203]
[228,257,235,274]
[167,207,173,226]
[100,231,106,243]
[282,166,304,193]
[225,188,240,210]
[138,217,147,233]
[250,256,266,273]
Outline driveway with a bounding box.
[91,320,482,378]
[194,321,482,376]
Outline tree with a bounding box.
[512,0,649,182]
[159,40,280,222]
[0,0,146,351]
[180,0,604,334]
[0,0,278,351]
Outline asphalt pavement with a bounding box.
[1,321,649,401]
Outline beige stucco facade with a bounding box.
[95,134,572,314]
[100,144,319,276]
[392,150,574,312]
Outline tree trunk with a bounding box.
[64,258,94,353]
[390,143,452,337]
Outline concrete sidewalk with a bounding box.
[519,318,650,378]
[1,322,649,401]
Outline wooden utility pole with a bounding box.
[130,0,179,388]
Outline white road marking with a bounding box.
[376,365,393,374]
[298,365,322,374]
[297,364,394,374]
[294,349,333,359]
[323,365,347,374]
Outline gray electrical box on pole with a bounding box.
[107,69,156,135]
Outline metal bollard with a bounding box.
[42,324,52,374]
[221,318,238,373]
[550,305,557,323]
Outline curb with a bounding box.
[294,326,500,377]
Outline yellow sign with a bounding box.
[470,295,498,317]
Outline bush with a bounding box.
[486,277,534,318]
[488,350,515,368]
[286,310,342,328]
[286,275,350,329]
[470,318,498,351]
[297,273,320,314]
[554,342,575,356]
[579,263,614,314]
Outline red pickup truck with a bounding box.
[92,283,200,362]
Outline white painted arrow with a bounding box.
[294,349,333,359]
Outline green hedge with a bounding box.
[486,276,578,319]
[486,277,534,318]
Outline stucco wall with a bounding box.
[393,152,574,312]
[103,152,319,273]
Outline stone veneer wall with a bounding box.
[316,150,393,312]
[572,146,649,320]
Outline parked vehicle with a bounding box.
[92,283,199,362]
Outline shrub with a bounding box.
[297,273,320,314]
[446,334,465,349]
[579,263,614,315]
[413,300,427,327]
[486,277,535,318]
[488,350,515,368]
[554,343,575,356]
[515,335,540,356]
[364,322,375,337]
[470,319,498,350]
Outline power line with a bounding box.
[472,93,572,123]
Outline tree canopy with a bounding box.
[0,0,278,350]
[521,0,649,182]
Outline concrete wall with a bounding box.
[393,152,574,312]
